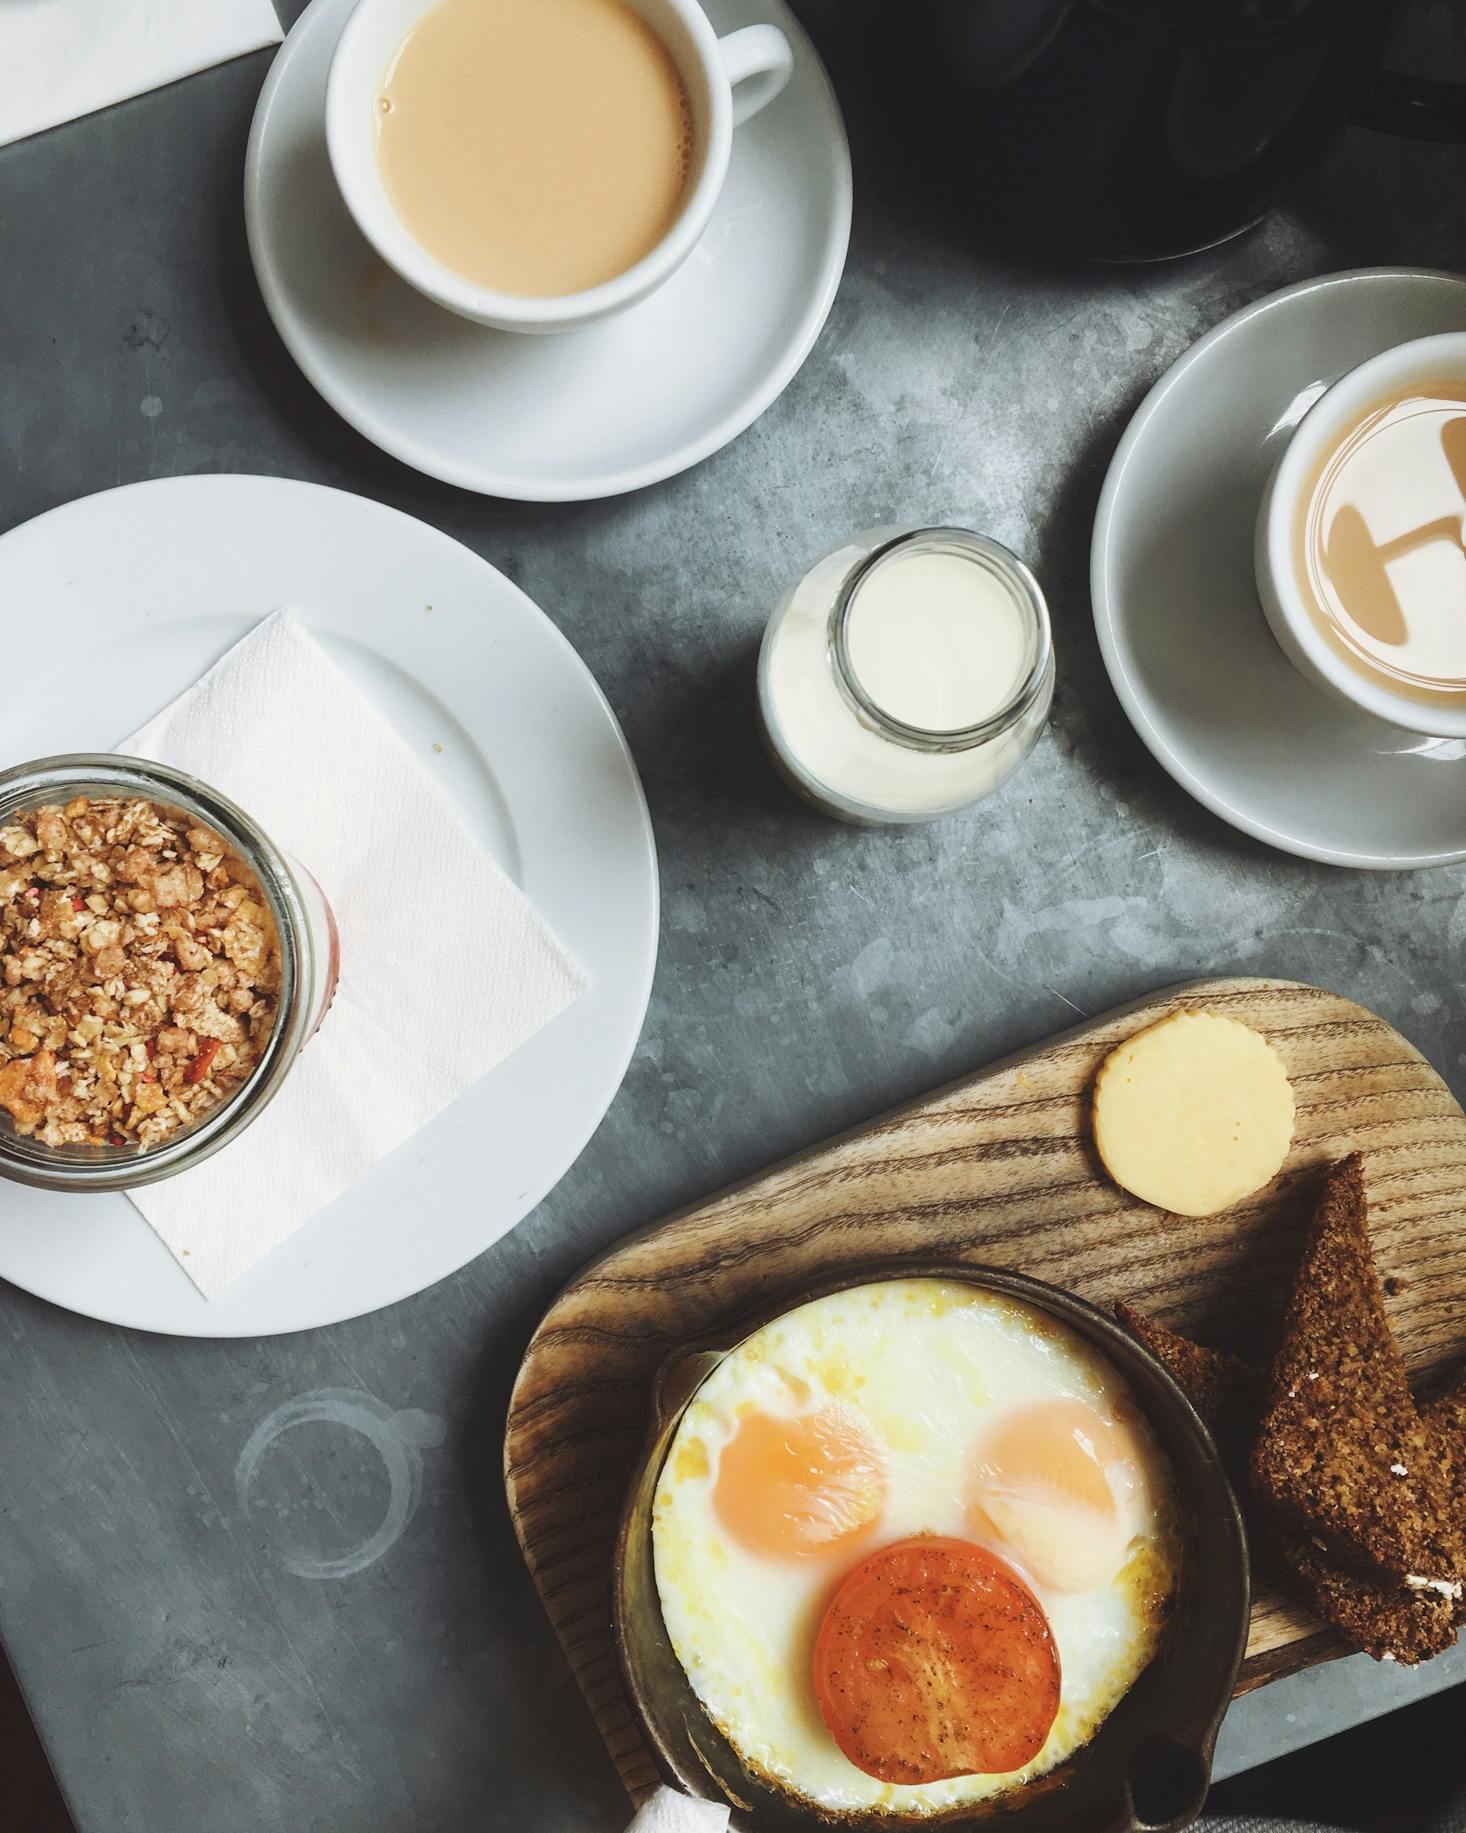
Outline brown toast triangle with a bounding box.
[1277,1353,1463,1666]
[1112,1300,1257,1460]
[1249,1155,1465,1598]
[1423,1365,1466,1623]
[1277,1535,1458,1664]
[1423,1364,1466,1492]
[1113,1294,1462,1665]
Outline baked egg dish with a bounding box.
[650,1278,1182,1817]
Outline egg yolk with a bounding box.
[713,1406,886,1561]
[968,1399,1137,1593]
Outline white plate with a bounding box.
[1092,267,1466,871]
[244,0,851,501]
[0,476,658,1336]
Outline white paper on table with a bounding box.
[0,0,283,148]
[117,609,588,1296]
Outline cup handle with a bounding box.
[717,24,794,128]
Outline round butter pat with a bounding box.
[1092,1011,1294,1218]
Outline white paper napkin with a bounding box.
[627,1787,730,1833]
[0,0,282,148]
[117,609,588,1295]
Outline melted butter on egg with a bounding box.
[672,1436,709,1483]
[809,1353,860,1397]
[1120,1534,1177,1628]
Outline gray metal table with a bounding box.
[2,4,1464,1829]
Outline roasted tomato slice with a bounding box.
[812,1535,1060,1785]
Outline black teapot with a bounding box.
[924,0,1466,262]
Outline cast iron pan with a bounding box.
[615,1259,1250,1831]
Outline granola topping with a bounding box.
[0,797,281,1151]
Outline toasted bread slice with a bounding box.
[1423,1364,1466,1623]
[1423,1364,1466,1489]
[1115,1295,1461,1663]
[1250,1156,1465,1598]
[1113,1300,1258,1460]
[1277,1533,1458,1664]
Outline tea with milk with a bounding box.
[375,0,692,298]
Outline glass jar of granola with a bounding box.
[0,755,339,1193]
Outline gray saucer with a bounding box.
[1092,267,1466,871]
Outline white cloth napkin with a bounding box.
[627,1787,729,1833]
[0,0,282,148]
[117,609,587,1295]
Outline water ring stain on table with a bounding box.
[234,1388,445,1580]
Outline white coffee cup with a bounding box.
[1255,331,1466,740]
[326,0,793,334]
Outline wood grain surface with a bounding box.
[504,978,1466,1807]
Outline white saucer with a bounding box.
[244,0,851,502]
[1092,267,1466,871]
[0,477,658,1336]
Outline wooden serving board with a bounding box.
[504,978,1466,1806]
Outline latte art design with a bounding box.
[1294,379,1466,706]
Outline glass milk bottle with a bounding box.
[757,527,1054,824]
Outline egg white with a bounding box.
[650,1278,1181,1817]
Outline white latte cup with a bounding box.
[326,0,793,334]
[1255,331,1466,741]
